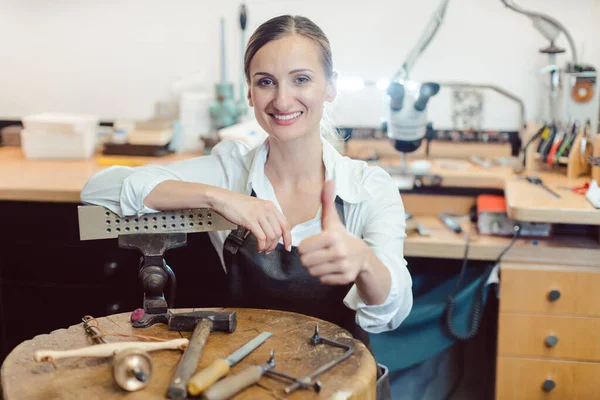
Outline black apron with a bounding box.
[222,190,370,347]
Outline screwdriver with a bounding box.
[521,176,561,198]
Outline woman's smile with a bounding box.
[270,111,303,125]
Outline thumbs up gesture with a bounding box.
[298,180,370,285]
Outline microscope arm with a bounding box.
[391,0,450,82]
[500,0,578,65]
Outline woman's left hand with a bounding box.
[298,180,370,285]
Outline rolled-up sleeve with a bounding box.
[343,167,413,333]
[80,140,251,217]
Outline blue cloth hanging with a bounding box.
[370,264,494,372]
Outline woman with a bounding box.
[81,15,412,348]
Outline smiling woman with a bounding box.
[80,15,410,400]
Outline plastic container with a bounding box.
[22,112,99,135]
[21,128,97,159]
[20,112,99,159]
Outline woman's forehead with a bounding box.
[249,34,323,76]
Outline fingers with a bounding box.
[298,231,337,254]
[305,261,355,285]
[249,222,267,252]
[319,273,355,285]
[300,247,342,267]
[264,213,283,253]
[273,209,292,251]
[258,216,278,253]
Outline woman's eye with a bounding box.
[295,76,310,84]
[258,78,274,86]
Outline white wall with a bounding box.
[1,0,598,130]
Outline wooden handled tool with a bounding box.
[187,331,272,396]
[34,338,189,363]
[165,310,238,399]
[202,351,276,400]
[166,319,212,399]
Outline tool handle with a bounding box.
[187,358,230,395]
[167,319,213,399]
[34,338,188,362]
[202,365,263,400]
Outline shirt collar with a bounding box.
[245,136,372,204]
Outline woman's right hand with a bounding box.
[210,188,292,253]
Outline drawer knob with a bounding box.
[548,289,561,302]
[542,379,556,392]
[545,334,559,348]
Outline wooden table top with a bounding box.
[0,147,199,203]
[0,308,376,400]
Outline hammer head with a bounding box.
[168,311,237,333]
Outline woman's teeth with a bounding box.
[273,112,301,121]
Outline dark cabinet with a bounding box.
[0,201,228,362]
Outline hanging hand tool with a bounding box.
[517,176,561,198]
[166,311,237,399]
[187,331,272,396]
[202,350,277,400]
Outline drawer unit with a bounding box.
[496,356,600,400]
[498,313,600,362]
[499,263,600,317]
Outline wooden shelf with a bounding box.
[504,172,600,225]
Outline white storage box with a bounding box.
[22,112,99,135]
[20,112,99,159]
[21,128,97,159]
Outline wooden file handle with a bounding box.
[187,358,230,396]
[34,338,189,362]
[202,365,263,400]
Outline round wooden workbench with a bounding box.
[1,308,377,399]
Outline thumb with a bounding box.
[321,180,341,229]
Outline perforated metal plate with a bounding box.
[78,205,236,241]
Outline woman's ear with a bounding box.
[326,72,338,103]
[247,86,254,107]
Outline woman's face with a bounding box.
[247,34,337,143]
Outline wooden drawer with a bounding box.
[498,313,600,362]
[496,356,600,400]
[500,263,600,316]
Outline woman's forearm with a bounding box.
[144,180,222,211]
[356,247,392,306]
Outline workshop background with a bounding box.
[1,0,599,131]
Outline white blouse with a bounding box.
[80,137,413,334]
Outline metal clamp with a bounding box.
[265,324,354,395]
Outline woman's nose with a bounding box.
[272,85,294,111]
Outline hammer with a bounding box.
[166,310,237,399]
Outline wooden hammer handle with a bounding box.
[34,338,189,362]
[166,319,213,399]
